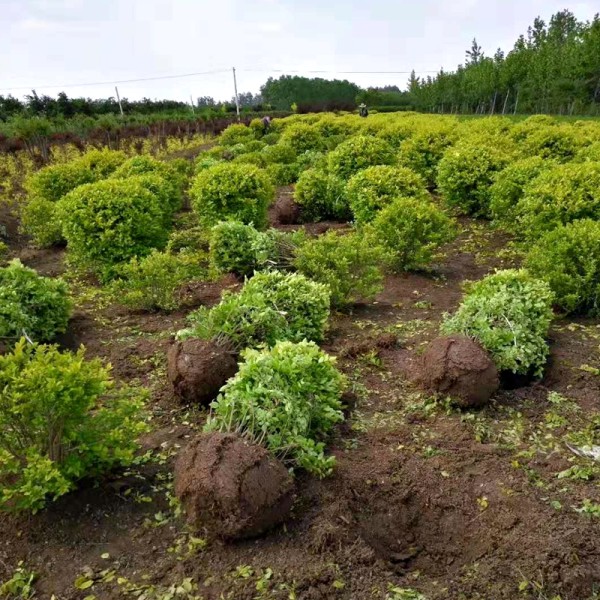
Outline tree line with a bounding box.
[409,10,600,115]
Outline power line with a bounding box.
[0,67,440,93]
[0,68,231,93]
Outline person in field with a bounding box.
[358,103,369,117]
[262,115,272,134]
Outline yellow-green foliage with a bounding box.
[190,163,274,228]
[58,178,168,280]
[346,165,428,224]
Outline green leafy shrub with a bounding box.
[489,156,549,226]
[210,221,265,276]
[167,226,209,254]
[294,231,384,308]
[513,162,600,239]
[525,219,600,315]
[518,125,581,162]
[398,128,455,187]
[295,150,327,172]
[190,163,274,228]
[20,196,65,247]
[367,197,455,272]
[294,169,350,221]
[58,178,168,280]
[210,221,304,276]
[205,340,344,477]
[441,269,554,376]
[219,124,255,146]
[78,148,127,178]
[194,156,221,173]
[261,142,297,165]
[262,132,281,145]
[111,155,184,213]
[231,151,267,168]
[25,162,93,203]
[0,259,71,342]
[112,250,205,312]
[183,271,330,348]
[266,162,300,186]
[346,165,428,224]
[279,123,324,154]
[437,144,508,217]
[0,340,148,512]
[574,141,600,163]
[327,135,395,180]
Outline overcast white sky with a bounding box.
[1,0,598,104]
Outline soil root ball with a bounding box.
[167,338,238,406]
[174,432,294,540]
[273,196,301,225]
[419,335,499,408]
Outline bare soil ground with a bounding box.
[0,196,599,600]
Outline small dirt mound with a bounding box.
[340,332,398,358]
[174,432,294,540]
[167,338,238,406]
[419,335,498,407]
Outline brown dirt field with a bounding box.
[0,197,599,600]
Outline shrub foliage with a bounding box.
[206,340,345,477]
[0,340,148,512]
[441,269,554,376]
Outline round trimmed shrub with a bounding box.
[441,269,554,376]
[0,259,71,342]
[368,197,456,272]
[184,271,331,349]
[190,163,274,228]
[261,142,297,165]
[437,144,508,217]
[0,340,148,512]
[219,124,255,146]
[294,169,350,222]
[266,163,300,186]
[398,128,455,187]
[279,123,324,154]
[327,135,395,180]
[525,219,600,316]
[293,231,384,308]
[205,340,345,477]
[58,178,168,280]
[111,155,184,212]
[25,161,93,203]
[520,125,581,162]
[231,151,267,168]
[346,165,428,224]
[20,196,65,248]
[78,148,127,178]
[489,156,550,226]
[514,162,600,239]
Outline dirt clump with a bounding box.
[418,335,498,407]
[273,196,301,225]
[340,332,398,358]
[174,432,294,540]
[167,338,238,406]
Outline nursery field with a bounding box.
[0,111,599,600]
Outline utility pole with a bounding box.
[115,86,124,117]
[232,67,240,122]
[190,94,195,114]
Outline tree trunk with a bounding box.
[513,89,520,115]
[502,89,510,115]
[490,91,498,115]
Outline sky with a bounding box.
[1,0,598,104]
